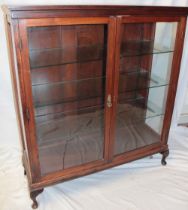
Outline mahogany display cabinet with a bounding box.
[3,5,188,209]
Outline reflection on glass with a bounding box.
[27,24,108,175]
[114,22,177,155]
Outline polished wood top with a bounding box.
[3,5,188,19]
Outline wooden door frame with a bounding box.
[109,15,186,162]
[18,16,116,183]
[161,16,187,144]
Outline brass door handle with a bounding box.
[107,94,112,108]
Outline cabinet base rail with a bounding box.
[29,149,170,209]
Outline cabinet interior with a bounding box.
[27,22,175,175]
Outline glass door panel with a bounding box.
[114,21,177,156]
[27,24,108,175]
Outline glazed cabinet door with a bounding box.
[19,17,115,179]
[112,16,185,158]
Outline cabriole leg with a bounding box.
[161,150,169,166]
[30,189,43,209]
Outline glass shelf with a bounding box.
[32,69,168,109]
[116,97,165,127]
[32,69,166,89]
[32,76,105,108]
[35,92,164,126]
[29,39,174,69]
[30,44,106,69]
[36,96,163,148]
[34,94,105,109]
[35,104,104,118]
[121,40,174,57]
[35,104,104,143]
[119,67,148,75]
[119,71,169,93]
[32,76,106,87]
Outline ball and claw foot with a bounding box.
[161,150,169,166]
[30,189,43,209]
[32,201,38,209]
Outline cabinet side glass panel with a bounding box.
[27,24,108,175]
[114,22,177,155]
